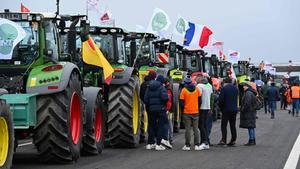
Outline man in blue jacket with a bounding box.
[267,82,279,119]
[218,78,239,146]
[144,75,169,150]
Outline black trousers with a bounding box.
[221,113,237,143]
[199,110,209,144]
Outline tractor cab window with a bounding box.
[186,54,199,72]
[203,59,213,75]
[91,34,114,63]
[117,36,127,65]
[44,21,59,60]
[0,21,39,65]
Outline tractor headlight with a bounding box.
[35,15,41,21]
[27,15,33,21]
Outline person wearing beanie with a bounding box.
[148,70,157,80]
[240,81,258,146]
[144,75,169,150]
[267,82,280,119]
[180,75,202,151]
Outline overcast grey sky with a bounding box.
[2,0,300,63]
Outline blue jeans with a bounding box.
[157,112,169,145]
[292,99,299,115]
[248,128,256,140]
[168,112,173,142]
[206,112,213,144]
[269,101,276,117]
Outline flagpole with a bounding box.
[86,0,88,19]
[133,33,147,68]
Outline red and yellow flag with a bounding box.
[82,36,114,84]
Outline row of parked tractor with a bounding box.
[0,7,260,168]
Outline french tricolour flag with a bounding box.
[184,22,213,49]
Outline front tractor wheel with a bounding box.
[107,76,141,148]
[0,100,14,169]
[82,89,105,155]
[34,72,83,163]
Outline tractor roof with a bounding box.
[88,26,128,35]
[0,10,62,20]
[127,32,157,39]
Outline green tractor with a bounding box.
[0,10,107,168]
[84,26,142,148]
[233,60,250,84]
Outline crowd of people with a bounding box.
[140,70,300,151]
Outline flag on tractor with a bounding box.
[0,18,26,60]
[228,50,240,63]
[87,0,100,12]
[147,8,171,38]
[82,36,114,84]
[184,22,213,49]
[211,40,224,59]
[21,3,30,13]
[157,52,169,64]
[172,15,189,45]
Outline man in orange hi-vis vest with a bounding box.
[291,82,300,117]
[82,36,114,84]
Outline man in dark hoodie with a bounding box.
[144,75,169,150]
[180,76,202,151]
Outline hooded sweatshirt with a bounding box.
[179,83,202,114]
[144,80,169,112]
[197,78,213,110]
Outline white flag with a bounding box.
[147,8,171,37]
[228,50,240,64]
[0,18,26,60]
[172,15,188,45]
[87,0,100,12]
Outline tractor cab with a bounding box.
[218,60,232,78]
[233,60,250,84]
[201,54,218,77]
[181,49,203,73]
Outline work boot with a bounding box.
[244,140,256,146]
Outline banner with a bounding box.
[147,8,171,37]
[172,15,188,45]
[21,3,30,13]
[183,22,213,49]
[210,39,224,59]
[0,18,26,60]
[228,50,240,63]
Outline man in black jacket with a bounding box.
[218,78,239,146]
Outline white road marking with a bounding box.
[18,142,33,147]
[283,131,300,169]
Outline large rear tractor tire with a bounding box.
[82,88,105,155]
[107,76,141,148]
[0,100,14,169]
[172,83,181,133]
[140,106,148,143]
[34,71,83,163]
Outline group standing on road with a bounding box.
[141,72,299,151]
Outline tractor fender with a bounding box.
[157,68,168,78]
[0,89,8,96]
[111,67,137,85]
[27,62,81,95]
[83,87,102,130]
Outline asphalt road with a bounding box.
[12,109,300,169]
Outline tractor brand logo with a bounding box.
[176,18,186,34]
[151,12,168,32]
[0,18,26,60]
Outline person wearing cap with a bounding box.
[267,82,280,119]
[144,75,169,150]
[180,76,202,151]
[218,77,239,146]
[240,81,258,146]
[196,75,213,149]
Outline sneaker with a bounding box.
[199,143,210,150]
[182,145,191,151]
[155,145,166,151]
[146,144,156,150]
[195,145,201,151]
[161,139,172,149]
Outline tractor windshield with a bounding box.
[233,64,247,76]
[203,58,213,75]
[91,34,114,63]
[0,21,39,65]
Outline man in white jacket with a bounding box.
[196,76,213,150]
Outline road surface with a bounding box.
[12,109,300,169]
